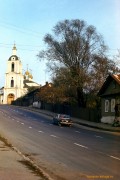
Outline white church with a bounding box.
[0,44,40,104]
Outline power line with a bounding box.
[0,20,44,38]
[0,19,120,51]
[0,43,40,47]
[0,43,119,52]
[0,43,42,52]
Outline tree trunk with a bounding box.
[77,87,86,107]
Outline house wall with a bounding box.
[101,96,120,124]
[102,79,120,96]
[101,98,114,124]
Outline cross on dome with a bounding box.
[12,43,17,55]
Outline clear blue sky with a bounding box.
[0,0,120,87]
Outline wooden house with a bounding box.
[98,74,120,124]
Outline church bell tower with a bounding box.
[3,44,24,104]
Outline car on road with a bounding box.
[53,114,73,126]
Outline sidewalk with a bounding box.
[0,140,42,180]
[26,107,120,133]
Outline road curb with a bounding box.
[75,122,120,133]
[12,146,54,180]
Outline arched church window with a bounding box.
[11,63,14,72]
[11,78,14,87]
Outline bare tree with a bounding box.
[37,19,108,107]
[86,55,120,94]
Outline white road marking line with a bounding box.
[50,135,57,138]
[95,135,103,138]
[12,119,14,120]
[74,143,88,149]
[110,156,120,161]
[29,126,32,129]
[17,121,19,122]
[21,123,24,125]
[75,131,81,133]
[38,130,44,133]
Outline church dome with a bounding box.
[8,55,19,61]
[25,70,30,75]
[29,73,33,79]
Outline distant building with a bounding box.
[0,87,4,104]
[0,44,40,104]
[98,74,120,124]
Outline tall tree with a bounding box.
[84,55,120,107]
[37,19,108,106]
[85,55,120,94]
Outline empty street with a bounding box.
[0,105,120,180]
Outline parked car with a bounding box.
[53,114,73,126]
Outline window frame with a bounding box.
[105,100,109,112]
[111,99,115,112]
[11,79,14,87]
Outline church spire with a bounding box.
[12,43,17,55]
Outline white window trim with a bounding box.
[105,100,109,112]
[111,99,115,112]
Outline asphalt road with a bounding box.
[0,105,120,180]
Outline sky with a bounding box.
[0,0,120,87]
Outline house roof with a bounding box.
[24,88,40,97]
[112,74,120,85]
[98,74,120,96]
[23,79,40,88]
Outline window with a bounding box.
[105,100,109,112]
[111,99,115,112]
[11,63,14,72]
[11,79,14,87]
